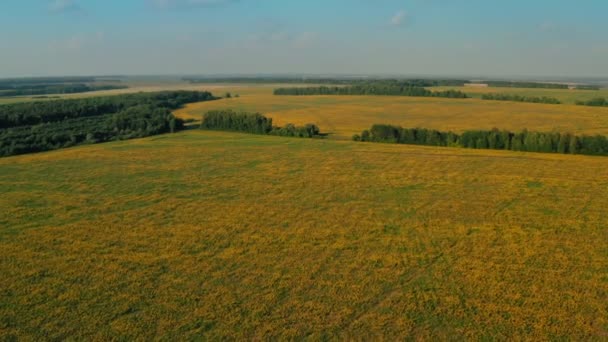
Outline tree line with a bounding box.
[186,77,356,85]
[481,93,561,104]
[185,77,469,87]
[0,77,97,87]
[575,98,608,107]
[200,109,321,138]
[0,84,127,97]
[483,81,600,90]
[484,81,569,89]
[0,91,218,157]
[274,82,469,98]
[0,91,216,129]
[182,76,603,91]
[354,124,608,156]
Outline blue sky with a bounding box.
[1,0,607,77]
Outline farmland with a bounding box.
[434,86,608,104]
[176,85,608,139]
[4,0,608,339]
[2,82,608,339]
[0,82,287,105]
[1,130,607,340]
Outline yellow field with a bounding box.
[1,130,607,339]
[176,86,608,139]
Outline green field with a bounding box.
[434,86,608,104]
[1,130,607,339]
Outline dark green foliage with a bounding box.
[201,110,273,134]
[369,124,401,143]
[0,84,127,98]
[575,85,601,90]
[110,105,178,136]
[0,77,97,87]
[481,93,561,104]
[274,81,469,99]
[270,123,320,138]
[185,77,357,85]
[0,91,216,129]
[360,125,455,147]
[0,77,129,97]
[0,106,180,157]
[0,91,216,157]
[395,79,470,87]
[185,77,469,87]
[200,110,321,138]
[361,130,370,142]
[576,98,608,107]
[355,125,608,156]
[433,89,470,98]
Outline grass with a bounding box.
[433,86,608,104]
[175,86,608,139]
[1,130,607,339]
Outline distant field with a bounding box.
[0,83,300,105]
[0,83,203,104]
[1,130,607,339]
[176,86,608,139]
[433,86,608,104]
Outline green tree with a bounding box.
[169,118,176,133]
[569,135,580,154]
[361,130,370,142]
[557,133,569,154]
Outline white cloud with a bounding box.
[390,10,407,27]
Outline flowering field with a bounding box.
[1,130,607,339]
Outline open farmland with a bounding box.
[4,0,608,339]
[0,83,309,105]
[433,86,608,104]
[1,130,607,339]
[176,85,608,139]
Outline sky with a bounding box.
[1,0,607,78]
